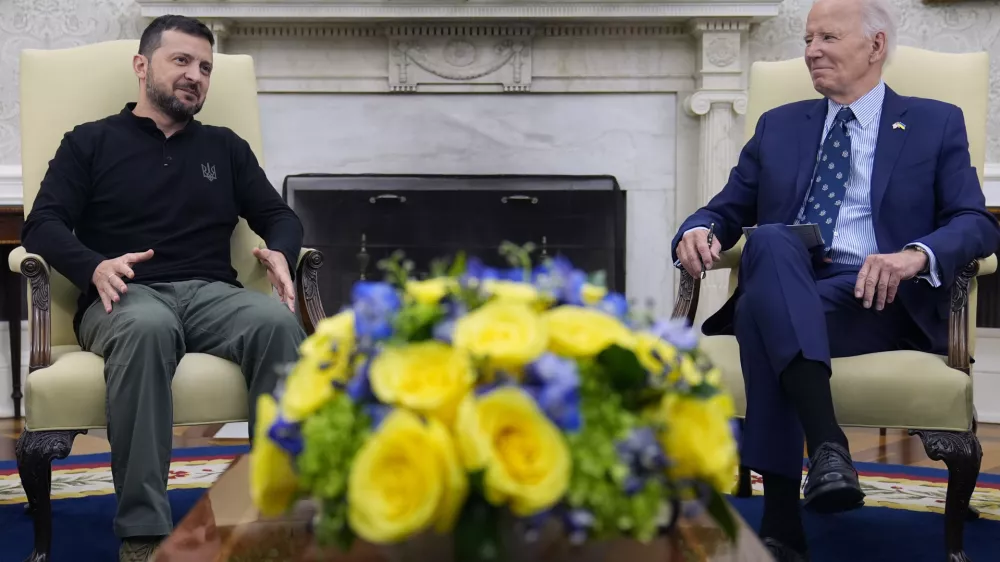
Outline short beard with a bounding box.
[145,67,203,122]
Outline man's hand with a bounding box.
[676,228,722,279]
[92,249,154,313]
[253,247,295,313]
[854,249,928,311]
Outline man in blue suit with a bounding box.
[672,0,1000,559]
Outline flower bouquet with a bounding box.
[249,243,741,561]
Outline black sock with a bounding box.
[780,354,849,457]
[760,471,807,553]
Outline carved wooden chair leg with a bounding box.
[16,429,87,562]
[910,429,981,562]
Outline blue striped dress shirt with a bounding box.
[797,80,940,286]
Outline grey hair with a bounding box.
[860,0,896,61]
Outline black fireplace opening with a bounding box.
[283,174,627,315]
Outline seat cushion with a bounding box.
[25,346,249,431]
[700,336,974,432]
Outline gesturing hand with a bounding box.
[676,228,722,279]
[854,249,928,311]
[253,247,295,313]
[92,249,154,313]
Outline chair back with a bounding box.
[20,40,273,347]
[741,45,990,352]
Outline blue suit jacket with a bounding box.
[672,86,1000,353]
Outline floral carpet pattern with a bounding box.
[745,461,1000,521]
[2,450,999,523]
[0,445,245,505]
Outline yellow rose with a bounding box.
[348,409,468,544]
[369,341,475,426]
[455,387,571,516]
[658,392,739,493]
[406,278,455,305]
[580,283,607,306]
[249,394,299,517]
[635,332,678,380]
[543,305,636,358]
[482,280,541,305]
[453,301,548,369]
[281,310,355,421]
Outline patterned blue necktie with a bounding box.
[804,107,855,254]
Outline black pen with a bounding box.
[702,222,716,279]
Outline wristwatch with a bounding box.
[905,245,930,275]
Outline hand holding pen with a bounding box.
[677,222,722,280]
[701,223,716,279]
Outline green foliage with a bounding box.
[376,250,414,287]
[390,302,445,343]
[498,241,536,280]
[564,360,669,543]
[296,394,371,548]
[705,487,738,542]
[453,489,507,562]
[596,344,647,392]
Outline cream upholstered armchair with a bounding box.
[672,46,999,562]
[12,40,326,561]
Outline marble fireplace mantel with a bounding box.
[136,0,782,317]
[136,1,782,23]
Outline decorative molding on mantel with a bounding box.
[389,26,534,92]
[135,1,783,23]
[226,22,691,38]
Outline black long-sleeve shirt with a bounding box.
[22,103,303,336]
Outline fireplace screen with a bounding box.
[283,174,626,315]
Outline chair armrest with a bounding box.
[715,244,744,271]
[7,246,53,370]
[9,246,49,276]
[670,239,745,324]
[948,254,997,373]
[977,254,997,277]
[295,248,327,335]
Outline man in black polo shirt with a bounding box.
[21,15,305,561]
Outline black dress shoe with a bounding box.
[802,442,865,513]
[762,537,810,562]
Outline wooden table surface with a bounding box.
[153,454,773,562]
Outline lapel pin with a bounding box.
[892,121,906,130]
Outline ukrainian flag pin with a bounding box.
[892,121,906,130]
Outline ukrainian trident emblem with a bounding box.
[201,162,217,182]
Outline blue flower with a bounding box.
[267,416,304,456]
[650,318,699,352]
[352,282,400,341]
[596,292,629,320]
[524,353,581,432]
[532,255,587,304]
[562,508,596,545]
[615,426,669,495]
[616,426,668,472]
[346,358,374,403]
[462,257,501,286]
[432,318,455,344]
[364,403,393,430]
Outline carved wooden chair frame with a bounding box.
[14,249,327,562]
[671,258,984,562]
